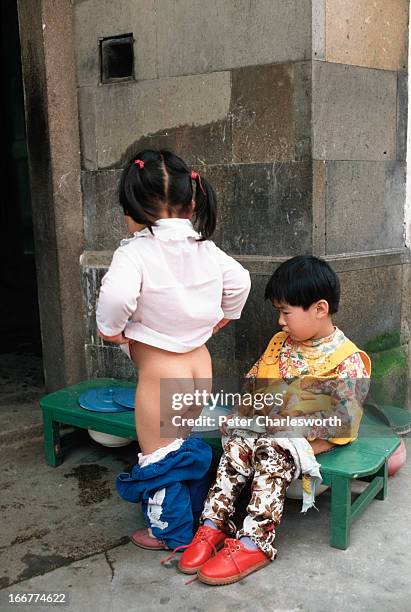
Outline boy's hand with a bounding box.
[220,409,240,435]
[309,439,335,455]
[219,415,232,435]
[98,330,129,345]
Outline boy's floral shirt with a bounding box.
[244,327,370,441]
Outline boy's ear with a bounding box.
[316,299,330,317]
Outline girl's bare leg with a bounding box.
[130,341,212,455]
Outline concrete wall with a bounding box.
[74,0,316,377]
[18,0,409,384]
[74,0,411,380]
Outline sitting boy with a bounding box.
[175,255,371,585]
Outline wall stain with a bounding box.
[103,118,233,170]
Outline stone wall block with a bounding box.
[92,72,231,168]
[206,162,312,257]
[231,63,296,163]
[85,344,136,380]
[313,62,397,161]
[155,0,311,78]
[326,0,409,71]
[325,161,406,254]
[294,61,312,161]
[74,0,311,84]
[82,170,125,250]
[73,0,157,86]
[81,264,107,345]
[335,266,403,345]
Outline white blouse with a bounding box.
[96,218,251,353]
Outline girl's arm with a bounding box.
[213,245,251,320]
[96,247,142,342]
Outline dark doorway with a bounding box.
[0,1,44,400]
[1,0,41,354]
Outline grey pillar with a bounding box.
[18,0,85,390]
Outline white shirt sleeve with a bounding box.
[212,244,251,319]
[96,246,142,337]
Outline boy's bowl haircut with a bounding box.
[264,255,340,314]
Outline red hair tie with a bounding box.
[134,159,144,169]
[190,170,206,195]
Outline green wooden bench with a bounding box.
[40,379,400,550]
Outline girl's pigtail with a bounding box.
[191,171,217,240]
[119,151,164,231]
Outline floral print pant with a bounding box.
[201,436,296,559]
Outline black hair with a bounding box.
[264,255,340,314]
[119,149,217,240]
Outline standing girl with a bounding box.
[96,150,251,551]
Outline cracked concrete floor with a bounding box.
[0,424,410,611]
[0,351,45,447]
[0,430,144,589]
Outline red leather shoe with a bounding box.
[197,538,270,585]
[178,525,227,574]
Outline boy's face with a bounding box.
[272,300,331,342]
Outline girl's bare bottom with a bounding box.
[129,341,212,455]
